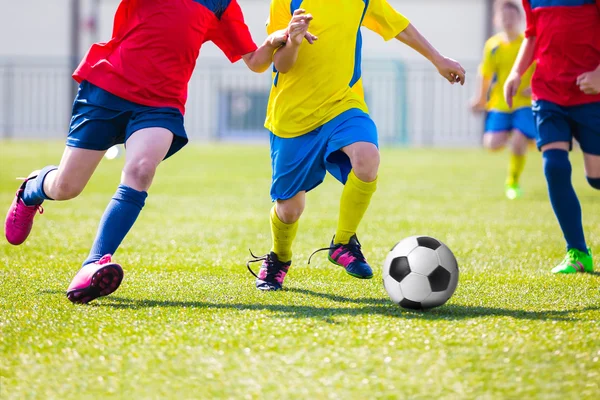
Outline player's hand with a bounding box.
[470,98,487,113]
[434,57,466,85]
[287,9,316,47]
[504,72,521,109]
[267,29,289,48]
[576,67,600,95]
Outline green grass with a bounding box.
[1,141,599,399]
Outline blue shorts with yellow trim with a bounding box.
[533,100,600,155]
[270,108,378,201]
[485,107,536,140]
[67,81,188,159]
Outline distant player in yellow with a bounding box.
[247,2,466,291]
[471,0,536,200]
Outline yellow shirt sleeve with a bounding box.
[362,0,410,41]
[479,38,497,80]
[266,0,291,35]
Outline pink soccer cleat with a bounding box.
[5,176,43,245]
[67,255,124,304]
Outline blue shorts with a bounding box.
[270,108,378,201]
[533,100,600,155]
[66,81,188,159]
[484,108,537,140]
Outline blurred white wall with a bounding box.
[0,0,488,61]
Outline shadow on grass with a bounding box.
[84,288,599,322]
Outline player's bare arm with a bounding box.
[577,64,600,95]
[243,10,316,73]
[504,36,536,108]
[471,74,492,112]
[396,24,466,85]
[273,9,315,74]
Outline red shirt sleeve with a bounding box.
[209,0,258,63]
[522,0,536,38]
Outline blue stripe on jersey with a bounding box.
[530,0,595,9]
[273,64,280,87]
[490,45,500,56]
[290,0,303,14]
[193,0,232,19]
[349,0,369,88]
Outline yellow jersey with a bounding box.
[265,0,410,138]
[479,33,535,112]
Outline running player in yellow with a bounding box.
[471,0,536,200]
[247,3,466,291]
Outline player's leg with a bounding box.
[67,104,188,303]
[3,81,125,246]
[336,141,379,245]
[483,111,512,151]
[4,147,105,246]
[506,108,537,199]
[272,192,305,263]
[562,101,600,273]
[534,100,591,273]
[483,131,510,151]
[321,110,378,279]
[67,127,173,303]
[505,129,529,200]
[584,153,600,190]
[249,131,327,291]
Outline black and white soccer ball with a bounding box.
[383,236,459,310]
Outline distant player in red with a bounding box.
[505,0,600,274]
[4,0,315,304]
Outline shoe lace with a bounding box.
[565,248,587,262]
[246,250,286,282]
[12,201,43,228]
[307,241,366,265]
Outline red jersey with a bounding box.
[523,0,600,106]
[73,0,258,114]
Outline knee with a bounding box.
[483,135,506,151]
[351,144,380,182]
[50,178,83,200]
[276,199,304,224]
[123,159,157,189]
[587,177,600,190]
[543,149,571,180]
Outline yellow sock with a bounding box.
[335,170,378,245]
[270,205,298,263]
[507,153,526,186]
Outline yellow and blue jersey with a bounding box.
[265,0,410,138]
[479,33,535,113]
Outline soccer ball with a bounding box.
[383,236,459,310]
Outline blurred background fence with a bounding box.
[0,57,483,146]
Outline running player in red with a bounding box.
[4,1,315,304]
[505,0,600,274]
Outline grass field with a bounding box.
[1,141,599,399]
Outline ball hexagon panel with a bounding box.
[390,236,420,256]
[383,275,405,304]
[388,256,411,283]
[428,266,451,292]
[399,273,432,302]
[407,246,439,276]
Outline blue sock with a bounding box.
[543,150,587,252]
[83,184,148,267]
[22,166,58,206]
[588,177,600,190]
